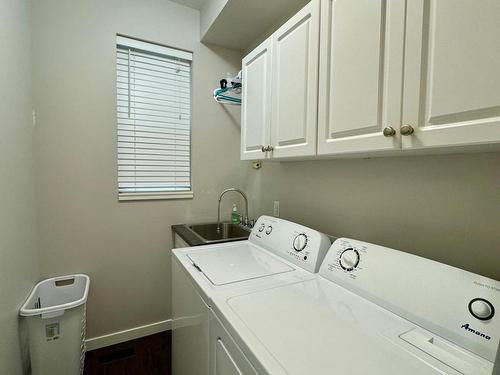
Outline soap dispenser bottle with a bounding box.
[231,204,241,224]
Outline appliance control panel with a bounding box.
[320,238,500,363]
[250,216,331,273]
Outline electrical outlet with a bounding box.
[273,201,280,217]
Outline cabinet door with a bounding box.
[241,37,272,160]
[269,0,320,158]
[209,312,257,375]
[402,0,500,150]
[213,340,243,375]
[317,0,405,155]
[172,259,210,375]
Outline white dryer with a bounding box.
[171,215,331,375]
[212,238,500,374]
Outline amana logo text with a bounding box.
[461,324,491,340]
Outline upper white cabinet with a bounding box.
[317,0,405,156]
[318,0,500,155]
[270,0,320,158]
[242,0,500,160]
[241,0,320,160]
[402,0,500,150]
[241,37,272,160]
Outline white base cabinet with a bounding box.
[172,258,210,375]
[209,311,257,375]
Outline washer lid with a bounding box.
[187,243,294,285]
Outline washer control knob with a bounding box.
[258,224,265,232]
[293,234,308,252]
[339,248,360,271]
[265,225,273,235]
[469,298,495,320]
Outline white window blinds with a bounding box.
[116,36,193,200]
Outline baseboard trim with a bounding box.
[85,319,172,351]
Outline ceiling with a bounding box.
[202,0,309,51]
[169,0,206,10]
[168,0,309,51]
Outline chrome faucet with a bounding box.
[217,188,249,232]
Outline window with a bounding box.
[116,36,192,201]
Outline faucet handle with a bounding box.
[243,218,255,228]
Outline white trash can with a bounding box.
[20,274,90,375]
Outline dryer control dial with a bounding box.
[293,234,308,252]
[339,248,360,271]
[469,298,495,320]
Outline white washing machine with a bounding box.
[171,215,331,375]
[212,238,500,374]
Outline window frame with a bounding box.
[116,35,194,201]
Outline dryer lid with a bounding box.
[187,243,294,285]
[226,278,493,375]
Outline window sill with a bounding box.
[118,191,194,201]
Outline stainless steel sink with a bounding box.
[186,222,251,244]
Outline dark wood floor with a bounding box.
[84,331,171,375]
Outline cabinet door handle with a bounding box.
[265,145,274,152]
[260,146,267,152]
[400,125,415,136]
[383,126,396,137]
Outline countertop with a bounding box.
[171,224,206,247]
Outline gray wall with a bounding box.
[0,0,38,373]
[32,0,246,339]
[251,152,500,281]
[200,0,228,38]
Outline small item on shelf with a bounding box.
[231,203,241,224]
[213,71,242,105]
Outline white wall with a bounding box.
[0,0,38,373]
[251,152,500,281]
[32,0,246,339]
